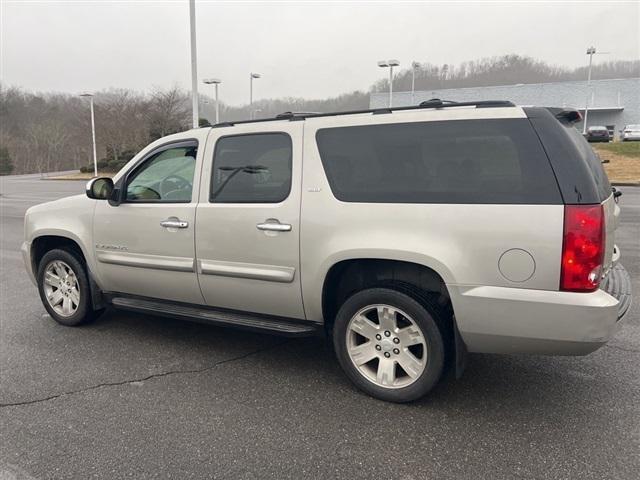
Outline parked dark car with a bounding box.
[586,126,610,143]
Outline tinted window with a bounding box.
[126,143,197,202]
[210,133,292,203]
[565,126,612,201]
[316,119,562,204]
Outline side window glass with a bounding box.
[126,144,198,202]
[210,133,292,203]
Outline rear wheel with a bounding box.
[333,288,445,403]
[37,248,96,326]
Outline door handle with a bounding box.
[160,218,189,229]
[256,220,292,232]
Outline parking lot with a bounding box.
[1,174,639,479]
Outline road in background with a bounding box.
[1,175,639,479]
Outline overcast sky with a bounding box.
[1,1,638,105]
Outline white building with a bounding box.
[370,77,640,139]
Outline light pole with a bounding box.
[79,92,98,177]
[203,78,221,124]
[411,61,421,105]
[378,60,400,108]
[249,72,261,119]
[582,46,596,135]
[189,0,199,128]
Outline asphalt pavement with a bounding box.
[1,174,639,480]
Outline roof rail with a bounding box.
[211,99,517,128]
[419,98,515,108]
[275,111,321,119]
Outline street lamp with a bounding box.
[411,61,421,105]
[582,46,596,135]
[203,78,222,124]
[582,46,611,134]
[79,92,97,177]
[249,72,261,119]
[378,60,400,108]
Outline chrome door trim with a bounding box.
[96,251,196,272]
[160,218,189,229]
[256,222,292,232]
[198,259,295,283]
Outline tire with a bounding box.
[332,288,445,403]
[36,248,96,326]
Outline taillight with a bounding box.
[560,205,605,292]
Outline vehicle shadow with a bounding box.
[94,307,633,426]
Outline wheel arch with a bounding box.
[320,257,464,378]
[31,233,88,272]
[31,233,105,310]
[321,258,452,330]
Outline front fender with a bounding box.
[24,195,99,284]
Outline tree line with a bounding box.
[1,54,638,175]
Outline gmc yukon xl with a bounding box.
[23,99,632,402]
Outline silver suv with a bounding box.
[23,100,632,402]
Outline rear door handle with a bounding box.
[160,218,189,229]
[256,220,292,232]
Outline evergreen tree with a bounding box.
[0,147,14,175]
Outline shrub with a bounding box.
[107,159,127,172]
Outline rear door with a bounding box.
[195,122,305,319]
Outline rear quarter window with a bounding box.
[315,118,562,204]
[565,126,612,202]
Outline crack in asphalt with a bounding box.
[604,343,640,354]
[0,340,287,409]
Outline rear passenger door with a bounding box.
[195,123,305,319]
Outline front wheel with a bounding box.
[333,288,445,403]
[37,248,97,326]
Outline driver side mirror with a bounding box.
[86,177,114,200]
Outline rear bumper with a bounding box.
[601,263,633,320]
[452,264,632,355]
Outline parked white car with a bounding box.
[621,124,640,141]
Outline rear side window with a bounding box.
[210,133,292,203]
[315,119,562,204]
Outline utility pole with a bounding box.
[411,61,420,105]
[189,0,199,128]
[79,93,98,177]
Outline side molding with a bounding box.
[96,251,195,273]
[198,259,295,283]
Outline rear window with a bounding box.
[315,119,562,204]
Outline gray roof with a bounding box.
[370,77,640,111]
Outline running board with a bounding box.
[109,296,320,337]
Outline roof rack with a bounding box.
[211,99,516,128]
[275,111,321,119]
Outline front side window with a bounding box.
[126,143,198,202]
[210,133,292,203]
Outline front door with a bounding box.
[196,123,304,319]
[93,136,206,305]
